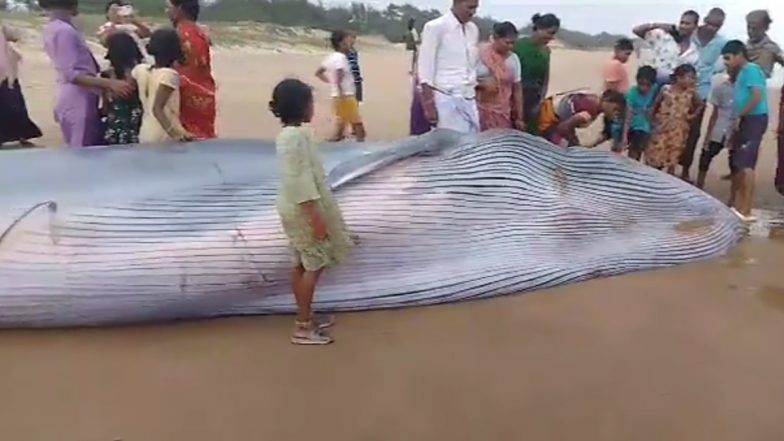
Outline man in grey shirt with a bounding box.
[696,72,734,189]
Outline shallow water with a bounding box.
[757,284,784,313]
[748,207,784,241]
[720,206,784,318]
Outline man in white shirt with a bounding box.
[417,0,480,134]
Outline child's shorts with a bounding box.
[627,129,651,154]
[731,114,768,171]
[334,96,362,125]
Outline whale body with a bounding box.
[0,130,745,328]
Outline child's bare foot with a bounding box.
[291,320,333,345]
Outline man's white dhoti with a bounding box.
[434,93,480,134]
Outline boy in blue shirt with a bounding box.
[622,66,658,161]
[722,39,769,221]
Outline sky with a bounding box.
[325,0,783,43]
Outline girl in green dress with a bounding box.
[269,78,352,346]
[513,13,560,135]
[101,32,143,145]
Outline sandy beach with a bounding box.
[1,16,784,440]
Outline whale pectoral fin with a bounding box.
[47,202,61,246]
[0,201,59,248]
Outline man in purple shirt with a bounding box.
[40,0,132,147]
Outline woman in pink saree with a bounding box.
[476,22,525,131]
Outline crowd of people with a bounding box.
[2,0,784,344]
[0,0,215,148]
[406,0,783,223]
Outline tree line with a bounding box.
[4,0,626,48]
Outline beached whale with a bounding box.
[0,129,745,328]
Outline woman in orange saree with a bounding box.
[166,0,216,139]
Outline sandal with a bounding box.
[312,314,336,330]
[291,320,333,346]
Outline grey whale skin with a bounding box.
[0,129,744,328]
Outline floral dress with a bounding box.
[276,126,351,271]
[645,85,696,168]
[101,70,142,145]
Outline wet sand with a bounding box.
[2,32,784,440]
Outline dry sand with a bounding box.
[1,23,784,441]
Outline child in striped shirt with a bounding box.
[346,31,363,104]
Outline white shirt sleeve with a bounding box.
[510,55,522,83]
[159,68,180,89]
[417,20,439,86]
[323,53,348,71]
